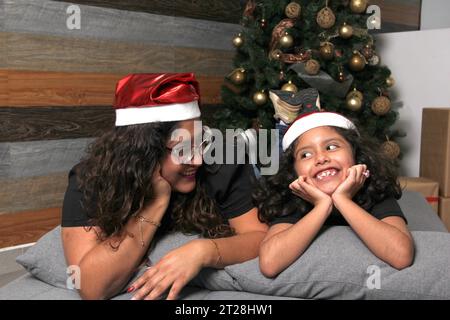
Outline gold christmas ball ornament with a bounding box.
[232,33,244,48]
[349,51,366,72]
[230,68,246,85]
[316,7,336,29]
[305,59,321,75]
[319,42,335,60]
[371,96,391,115]
[280,32,294,48]
[347,88,364,101]
[386,76,395,87]
[281,81,298,93]
[381,140,401,160]
[285,2,301,19]
[253,91,268,105]
[346,96,363,111]
[350,0,368,14]
[339,23,353,39]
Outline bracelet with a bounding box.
[136,215,161,247]
[209,239,222,267]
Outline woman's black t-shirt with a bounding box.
[268,197,406,226]
[61,163,256,229]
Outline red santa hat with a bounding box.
[114,73,201,126]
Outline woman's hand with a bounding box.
[332,164,369,201]
[128,239,208,300]
[289,176,332,208]
[151,164,172,202]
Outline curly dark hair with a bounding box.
[254,126,402,223]
[75,122,233,244]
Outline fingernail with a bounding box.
[127,286,135,293]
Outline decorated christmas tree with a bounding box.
[215,0,402,159]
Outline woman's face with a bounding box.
[161,119,203,193]
[293,126,355,195]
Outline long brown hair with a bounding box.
[254,126,402,223]
[76,122,233,243]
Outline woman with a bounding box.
[61,73,267,299]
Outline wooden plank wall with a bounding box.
[0,0,240,248]
[0,0,422,248]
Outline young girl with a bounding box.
[254,106,414,278]
[61,73,267,299]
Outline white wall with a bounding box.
[375,28,450,176]
[421,0,450,30]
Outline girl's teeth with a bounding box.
[316,170,337,180]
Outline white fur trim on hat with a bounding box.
[282,112,357,151]
[115,101,200,126]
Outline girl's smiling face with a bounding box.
[293,126,355,195]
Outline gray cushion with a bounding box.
[15,227,240,293]
[225,227,450,300]
[14,189,449,299]
[397,191,447,232]
[16,226,67,289]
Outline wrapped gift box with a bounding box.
[439,197,450,231]
[398,176,439,213]
[420,108,450,197]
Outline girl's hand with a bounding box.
[289,176,332,207]
[332,164,369,201]
[128,240,207,300]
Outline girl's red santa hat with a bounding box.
[114,73,201,126]
[281,88,358,151]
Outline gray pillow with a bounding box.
[15,227,239,293]
[17,225,450,299]
[16,226,67,289]
[225,226,450,300]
